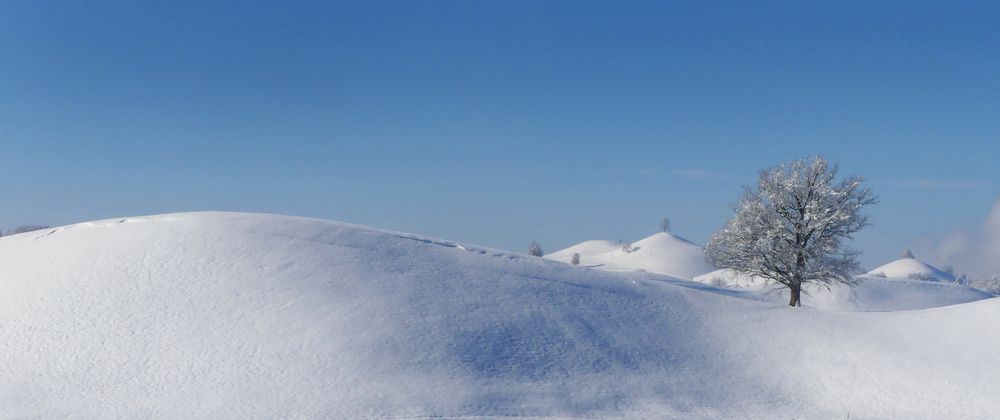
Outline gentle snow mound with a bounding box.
[547,232,714,279]
[868,258,956,282]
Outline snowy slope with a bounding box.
[694,268,989,311]
[547,232,715,279]
[1,212,998,418]
[868,257,956,281]
[694,268,770,289]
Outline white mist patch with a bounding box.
[912,198,1000,279]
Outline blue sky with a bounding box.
[2,1,998,268]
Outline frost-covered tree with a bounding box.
[571,253,581,265]
[971,271,1000,295]
[705,156,877,307]
[901,249,915,259]
[660,217,671,233]
[528,241,544,257]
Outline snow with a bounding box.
[694,268,989,311]
[547,232,715,279]
[1,212,998,418]
[694,268,773,290]
[868,257,956,282]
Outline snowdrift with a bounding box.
[868,257,956,282]
[694,269,990,311]
[1,212,998,418]
[547,232,715,279]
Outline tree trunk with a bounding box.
[789,283,802,307]
[791,251,806,307]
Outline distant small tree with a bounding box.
[528,241,544,257]
[571,253,581,265]
[660,217,671,233]
[705,156,877,307]
[621,242,633,253]
[901,249,915,259]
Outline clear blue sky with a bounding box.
[2,1,998,268]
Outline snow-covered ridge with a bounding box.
[547,231,715,279]
[0,212,998,418]
[867,257,956,282]
[694,268,989,311]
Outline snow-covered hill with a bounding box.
[694,269,990,311]
[868,257,956,282]
[1,212,998,418]
[547,232,715,279]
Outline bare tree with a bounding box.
[901,249,915,259]
[705,156,877,307]
[571,253,581,266]
[660,217,671,233]
[528,241,544,257]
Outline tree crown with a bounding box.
[705,156,876,291]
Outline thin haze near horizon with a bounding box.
[2,1,999,269]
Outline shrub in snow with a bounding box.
[621,242,634,253]
[901,249,915,259]
[5,225,50,236]
[705,156,877,307]
[908,272,937,282]
[528,241,543,257]
[955,273,969,286]
[571,253,580,266]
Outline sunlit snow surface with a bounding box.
[867,257,956,281]
[547,232,715,279]
[0,212,997,418]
